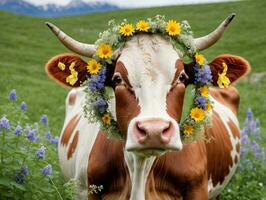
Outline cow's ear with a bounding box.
[184,54,250,86]
[45,53,88,88]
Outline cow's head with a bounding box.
[45,14,250,157]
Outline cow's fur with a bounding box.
[46,34,250,200]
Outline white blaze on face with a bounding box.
[118,34,183,200]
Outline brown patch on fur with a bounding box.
[61,115,81,146]
[68,93,77,105]
[114,62,140,136]
[87,131,130,200]
[236,143,240,153]
[45,53,88,88]
[234,155,238,164]
[67,131,79,160]
[228,119,240,139]
[209,87,240,115]
[205,111,234,187]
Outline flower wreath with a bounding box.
[74,15,230,142]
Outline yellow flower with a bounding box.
[69,62,76,72]
[101,113,112,125]
[87,59,101,75]
[217,62,231,88]
[119,23,135,37]
[136,20,150,32]
[66,73,78,86]
[57,62,65,71]
[165,20,181,36]
[200,86,209,98]
[183,124,194,135]
[97,43,113,59]
[195,53,205,65]
[190,107,205,122]
[206,102,213,112]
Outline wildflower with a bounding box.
[136,20,150,32]
[41,164,52,176]
[20,102,27,111]
[97,43,112,59]
[27,129,38,142]
[245,108,253,121]
[36,146,46,159]
[15,166,29,184]
[21,166,29,176]
[57,61,66,71]
[0,116,11,131]
[66,71,78,86]
[50,136,59,145]
[195,53,205,65]
[190,107,205,122]
[206,102,213,112]
[14,125,22,136]
[165,20,181,36]
[8,89,17,101]
[195,96,207,110]
[93,98,108,115]
[183,124,194,135]
[199,86,209,98]
[217,62,230,88]
[40,114,48,127]
[87,59,101,75]
[101,113,112,125]
[119,23,135,36]
[45,131,52,140]
[89,69,106,92]
[194,64,212,85]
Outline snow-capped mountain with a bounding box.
[0,0,120,17]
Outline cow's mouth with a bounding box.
[126,146,178,157]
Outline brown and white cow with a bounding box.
[45,14,250,200]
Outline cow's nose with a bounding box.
[134,119,173,145]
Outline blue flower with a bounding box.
[40,115,48,127]
[45,131,52,140]
[8,89,17,101]
[195,96,207,110]
[93,98,108,115]
[50,136,59,145]
[27,129,38,142]
[15,166,29,184]
[194,64,212,85]
[21,166,29,176]
[41,164,52,176]
[14,125,22,136]
[36,146,46,159]
[0,117,11,131]
[20,102,27,111]
[88,69,106,92]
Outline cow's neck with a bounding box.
[124,151,156,200]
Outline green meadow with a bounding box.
[0,0,265,139]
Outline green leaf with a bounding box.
[10,181,26,191]
[0,177,11,187]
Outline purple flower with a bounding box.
[36,146,46,159]
[50,136,59,145]
[15,166,29,184]
[8,89,17,101]
[0,117,11,131]
[40,115,48,127]
[14,125,22,136]
[194,64,212,85]
[27,129,38,142]
[195,96,207,110]
[20,102,27,111]
[246,108,253,121]
[45,131,52,140]
[89,69,106,92]
[41,164,52,176]
[240,134,250,145]
[93,98,108,115]
[21,166,29,176]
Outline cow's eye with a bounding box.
[178,71,188,83]
[112,73,123,86]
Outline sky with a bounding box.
[23,0,235,7]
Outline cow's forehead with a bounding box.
[117,34,181,87]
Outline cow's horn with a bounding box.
[194,13,236,51]
[45,22,96,57]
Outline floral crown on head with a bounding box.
[58,15,231,142]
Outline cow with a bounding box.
[45,14,250,200]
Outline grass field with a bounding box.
[0,0,265,142]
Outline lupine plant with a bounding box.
[0,89,79,200]
[221,108,266,200]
